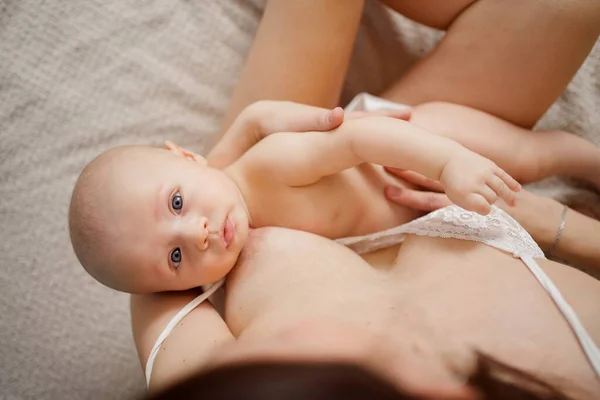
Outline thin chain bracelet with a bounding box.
[547,205,568,258]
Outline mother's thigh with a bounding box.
[221,0,365,132]
[382,0,600,128]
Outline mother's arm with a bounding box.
[384,169,600,274]
[130,291,234,393]
[546,204,600,274]
[497,190,600,275]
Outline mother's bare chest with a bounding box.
[224,230,600,392]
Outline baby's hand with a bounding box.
[440,150,521,215]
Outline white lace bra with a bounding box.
[145,205,600,386]
[337,205,599,378]
[336,204,545,258]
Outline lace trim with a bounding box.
[337,205,545,259]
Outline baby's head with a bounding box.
[68,142,250,294]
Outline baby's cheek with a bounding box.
[218,252,239,278]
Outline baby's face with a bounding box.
[105,146,249,293]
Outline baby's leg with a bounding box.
[409,102,600,190]
[380,0,600,128]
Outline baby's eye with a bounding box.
[170,248,182,267]
[171,192,183,213]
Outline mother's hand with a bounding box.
[386,168,600,273]
[384,168,453,211]
[384,167,561,249]
[208,100,411,168]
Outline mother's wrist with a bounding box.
[534,197,566,251]
[500,190,562,249]
[545,205,568,257]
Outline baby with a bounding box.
[69,102,520,294]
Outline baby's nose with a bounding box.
[188,216,209,251]
[197,217,209,250]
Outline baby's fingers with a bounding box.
[384,168,445,192]
[487,174,516,206]
[464,193,492,215]
[494,168,521,192]
[477,185,498,205]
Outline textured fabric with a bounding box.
[337,205,545,258]
[1,2,267,399]
[1,0,599,399]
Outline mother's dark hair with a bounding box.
[145,353,573,400]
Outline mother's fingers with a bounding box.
[345,108,412,121]
[255,101,345,135]
[286,105,410,132]
[323,107,344,130]
[384,168,445,192]
[287,105,344,132]
[260,102,411,136]
[385,186,452,211]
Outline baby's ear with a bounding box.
[164,141,206,165]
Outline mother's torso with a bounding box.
[224,227,600,395]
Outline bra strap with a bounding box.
[145,278,225,387]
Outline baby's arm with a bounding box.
[243,116,520,215]
[409,102,600,189]
[208,100,411,170]
[207,101,343,169]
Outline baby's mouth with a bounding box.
[205,217,234,248]
[222,217,235,248]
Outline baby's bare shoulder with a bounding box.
[254,131,319,152]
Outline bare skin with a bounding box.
[405,102,600,190]
[220,0,365,129]
[229,114,519,231]
[220,0,600,192]
[130,0,600,397]
[379,0,600,128]
[73,109,518,293]
[385,168,600,276]
[133,227,600,398]
[222,0,600,131]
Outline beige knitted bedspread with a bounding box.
[1,1,598,398]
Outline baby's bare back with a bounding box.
[245,162,423,239]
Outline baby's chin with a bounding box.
[199,256,239,286]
